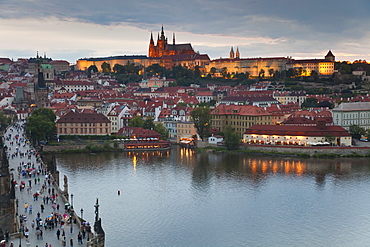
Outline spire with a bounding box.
[36,51,39,58]
[230,46,235,59]
[150,32,154,44]
[173,33,175,45]
[236,47,240,59]
[160,25,165,40]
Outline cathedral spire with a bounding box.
[150,32,154,44]
[173,33,175,45]
[160,25,165,40]
[236,47,240,59]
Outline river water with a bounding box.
[48,146,370,247]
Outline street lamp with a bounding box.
[19,229,22,247]
[71,194,74,208]
[80,208,84,219]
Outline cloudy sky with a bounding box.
[1,0,369,63]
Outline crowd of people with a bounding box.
[3,121,90,247]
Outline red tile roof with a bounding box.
[57,111,110,123]
[244,124,350,137]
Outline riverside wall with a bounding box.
[242,144,370,156]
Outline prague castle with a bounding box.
[148,26,196,58]
[205,48,335,77]
[77,26,210,72]
[77,26,335,77]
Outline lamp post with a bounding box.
[19,229,22,247]
[71,194,73,208]
[80,208,84,219]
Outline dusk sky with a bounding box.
[1,0,369,63]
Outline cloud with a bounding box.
[0,0,369,62]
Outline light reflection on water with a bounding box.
[47,147,370,247]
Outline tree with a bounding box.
[87,65,98,73]
[143,117,155,130]
[268,69,274,78]
[0,111,12,131]
[26,114,56,144]
[221,67,228,78]
[31,108,56,122]
[190,107,211,141]
[223,125,240,150]
[301,97,318,108]
[129,116,144,127]
[317,100,333,109]
[154,123,169,140]
[258,69,265,79]
[113,64,125,73]
[194,65,201,81]
[101,62,111,73]
[311,70,319,82]
[26,109,57,139]
[209,67,217,76]
[147,63,164,76]
[349,124,366,139]
[324,134,336,146]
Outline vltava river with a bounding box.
[49,147,370,246]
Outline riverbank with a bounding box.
[42,139,370,158]
[197,144,370,158]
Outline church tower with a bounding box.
[230,47,235,59]
[325,50,335,62]
[157,25,167,57]
[33,53,50,108]
[149,32,155,57]
[235,47,240,59]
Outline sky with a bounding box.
[1,0,369,64]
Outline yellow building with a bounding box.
[211,104,273,138]
[76,55,161,72]
[56,111,111,136]
[206,48,335,77]
[176,121,197,142]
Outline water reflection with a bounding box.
[49,146,370,247]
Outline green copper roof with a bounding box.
[41,64,53,69]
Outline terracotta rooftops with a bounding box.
[57,111,110,123]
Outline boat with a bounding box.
[123,140,171,151]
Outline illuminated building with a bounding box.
[243,121,352,146]
[76,55,160,72]
[148,26,196,58]
[206,48,335,77]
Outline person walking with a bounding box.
[77,232,83,245]
[70,238,73,246]
[56,229,60,240]
[24,202,28,213]
[24,228,29,242]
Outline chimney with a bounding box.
[316,119,327,130]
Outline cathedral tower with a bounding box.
[149,32,155,57]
